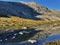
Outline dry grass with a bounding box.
[0,16,60,30]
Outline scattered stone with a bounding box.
[12,36,15,39]
[22,27,27,29]
[14,33,17,36]
[5,39,7,40]
[35,28,40,31]
[23,31,29,33]
[28,39,37,44]
[19,32,23,35]
[0,40,2,42]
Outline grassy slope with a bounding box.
[0,16,60,30]
[0,16,60,42]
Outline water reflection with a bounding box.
[0,29,40,43]
[35,34,60,45]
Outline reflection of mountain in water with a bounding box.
[1,34,60,45]
[0,29,40,43]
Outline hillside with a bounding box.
[0,1,60,21]
[0,1,60,35]
[21,2,60,21]
[0,1,60,43]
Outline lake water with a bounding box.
[35,34,60,45]
[0,34,60,45]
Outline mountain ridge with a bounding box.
[0,1,60,21]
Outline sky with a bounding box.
[0,0,60,11]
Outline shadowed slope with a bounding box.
[0,1,41,20]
